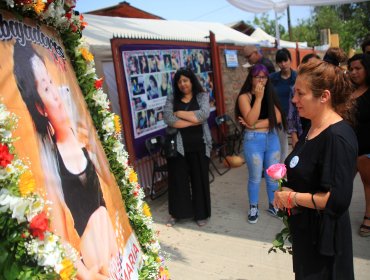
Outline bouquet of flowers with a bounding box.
[0,103,78,279]
[266,163,292,254]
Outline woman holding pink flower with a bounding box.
[273,48,357,280]
[235,63,286,224]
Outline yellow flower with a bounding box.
[129,170,138,183]
[33,0,45,14]
[160,267,170,279]
[19,170,35,197]
[143,203,152,217]
[80,48,94,62]
[114,114,121,134]
[59,258,75,280]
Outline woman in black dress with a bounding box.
[348,53,370,237]
[274,48,358,280]
[163,68,212,227]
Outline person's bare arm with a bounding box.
[274,187,330,210]
[175,111,200,124]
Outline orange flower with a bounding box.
[80,48,94,62]
[129,170,138,183]
[159,267,170,279]
[19,170,35,197]
[80,21,88,29]
[33,0,45,14]
[114,115,121,134]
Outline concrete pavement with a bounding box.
[147,163,370,280]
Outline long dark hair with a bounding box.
[13,42,49,136]
[235,64,286,131]
[172,68,204,102]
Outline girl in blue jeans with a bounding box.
[235,64,286,224]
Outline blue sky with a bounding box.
[75,0,313,30]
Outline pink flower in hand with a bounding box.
[266,163,287,180]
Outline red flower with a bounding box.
[0,143,14,168]
[65,12,72,20]
[94,78,104,89]
[29,212,49,240]
[70,23,78,33]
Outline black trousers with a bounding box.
[167,150,211,220]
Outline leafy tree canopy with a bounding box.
[247,3,370,52]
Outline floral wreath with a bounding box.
[0,1,169,279]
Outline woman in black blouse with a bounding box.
[163,68,212,227]
[274,48,358,280]
[13,42,118,279]
[348,53,370,237]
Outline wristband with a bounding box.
[293,192,298,207]
[287,191,293,216]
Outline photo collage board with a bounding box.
[122,48,215,139]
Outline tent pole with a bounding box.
[274,10,280,48]
[287,5,292,41]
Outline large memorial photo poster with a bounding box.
[122,47,215,139]
[0,11,142,279]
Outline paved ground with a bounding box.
[147,162,370,280]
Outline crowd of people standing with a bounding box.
[160,39,370,279]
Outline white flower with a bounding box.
[102,115,115,135]
[0,109,10,123]
[92,89,110,109]
[41,3,56,19]
[26,196,45,221]
[0,168,10,180]
[10,197,29,223]
[4,0,15,8]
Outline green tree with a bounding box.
[248,3,370,52]
[247,13,286,38]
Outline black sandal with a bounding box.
[359,216,370,237]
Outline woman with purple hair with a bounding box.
[235,64,286,224]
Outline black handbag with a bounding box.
[163,127,178,158]
[163,97,195,158]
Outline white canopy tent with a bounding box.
[251,27,308,48]
[82,14,259,47]
[227,0,369,47]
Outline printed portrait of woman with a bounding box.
[139,55,149,74]
[160,72,172,97]
[9,40,136,279]
[146,74,160,100]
